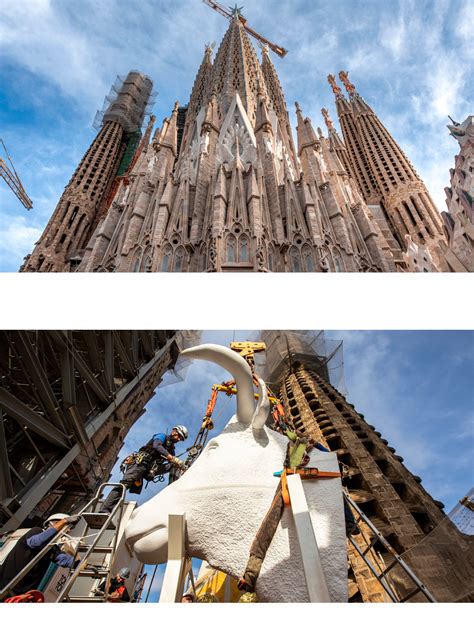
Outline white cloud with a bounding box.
[0,215,42,266]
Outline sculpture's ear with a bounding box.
[252,377,270,434]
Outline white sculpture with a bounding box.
[125,344,348,602]
[200,130,210,156]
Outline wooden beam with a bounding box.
[159,513,188,603]
[287,473,331,602]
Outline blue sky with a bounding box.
[0,0,472,270]
[108,330,473,601]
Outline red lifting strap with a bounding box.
[4,590,45,603]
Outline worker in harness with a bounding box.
[0,513,81,598]
[101,425,189,514]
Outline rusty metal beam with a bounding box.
[0,387,70,449]
[48,331,109,403]
[13,331,68,432]
[104,331,114,391]
[0,411,14,501]
[113,331,136,376]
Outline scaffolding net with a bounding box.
[157,331,203,388]
[257,330,346,394]
[395,514,474,602]
[93,71,156,133]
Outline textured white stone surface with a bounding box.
[125,345,348,602]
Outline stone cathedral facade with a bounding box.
[23,14,460,272]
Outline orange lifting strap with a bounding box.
[281,468,341,506]
[205,388,219,417]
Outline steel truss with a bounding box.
[0,331,179,532]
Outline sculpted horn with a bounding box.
[181,344,256,424]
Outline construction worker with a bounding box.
[101,425,189,514]
[181,593,195,603]
[94,567,131,602]
[0,513,80,598]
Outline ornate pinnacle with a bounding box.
[339,71,357,98]
[327,74,343,99]
[321,108,336,133]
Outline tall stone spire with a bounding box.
[321,108,352,177]
[261,46,298,174]
[263,330,466,602]
[22,71,153,272]
[180,44,214,154]
[209,14,266,125]
[328,74,379,205]
[336,70,446,265]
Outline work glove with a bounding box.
[170,456,187,471]
[65,514,81,525]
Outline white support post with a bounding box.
[159,513,187,603]
[286,474,331,603]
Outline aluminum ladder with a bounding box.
[55,482,127,602]
[0,482,126,602]
[344,491,437,602]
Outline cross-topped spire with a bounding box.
[229,4,244,17]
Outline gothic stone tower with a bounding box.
[78,16,396,273]
[21,72,153,272]
[262,331,473,602]
[327,72,448,271]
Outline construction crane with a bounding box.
[0,139,33,209]
[202,1,288,58]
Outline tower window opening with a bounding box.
[227,235,236,262]
[239,236,249,262]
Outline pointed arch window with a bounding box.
[173,247,186,272]
[268,247,274,272]
[332,250,343,273]
[161,245,172,272]
[239,235,249,262]
[290,247,302,273]
[200,245,207,272]
[302,245,314,272]
[142,248,153,273]
[227,235,237,262]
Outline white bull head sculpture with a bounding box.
[125,344,348,602]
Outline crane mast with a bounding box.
[202,1,288,58]
[0,139,33,210]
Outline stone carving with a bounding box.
[208,237,218,271]
[256,238,266,271]
[125,344,348,602]
[218,122,257,171]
